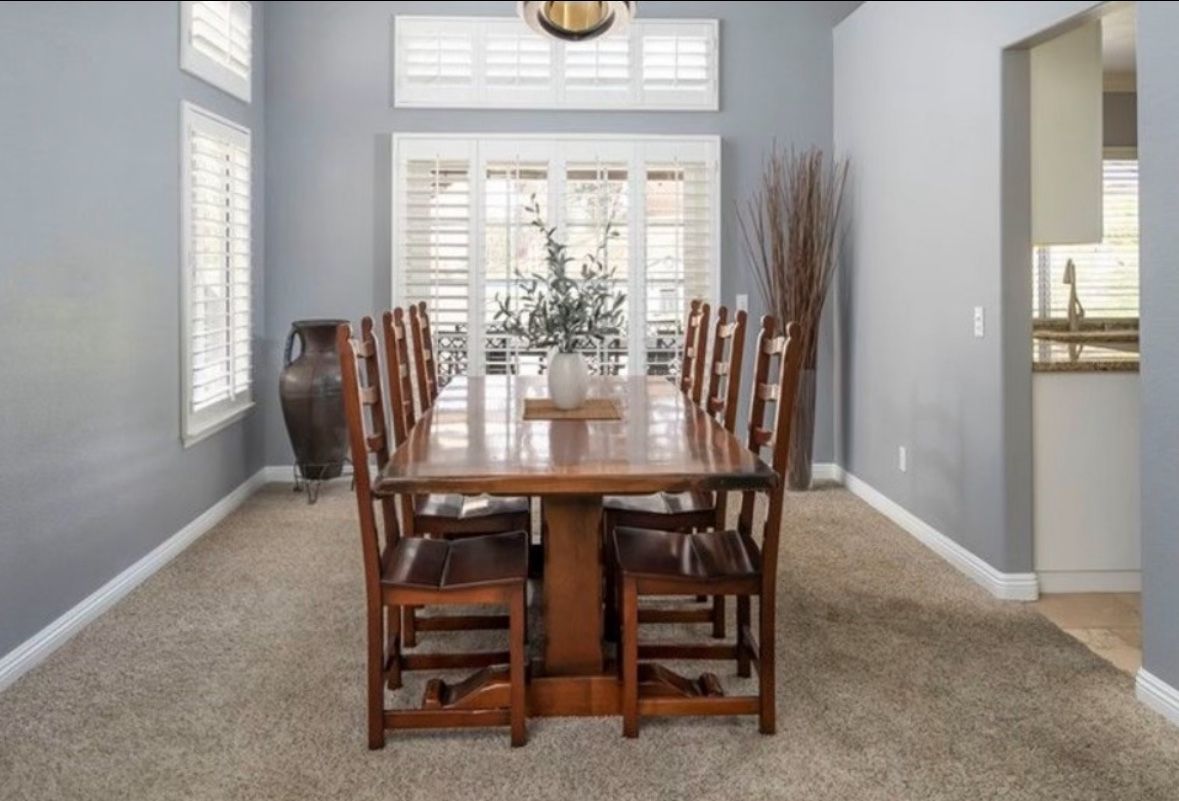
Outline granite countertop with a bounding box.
[1032,341,1139,373]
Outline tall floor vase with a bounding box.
[279,319,350,502]
[787,367,817,490]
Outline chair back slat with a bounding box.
[703,306,748,433]
[409,301,440,413]
[337,320,400,604]
[382,308,417,446]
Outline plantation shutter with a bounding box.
[396,142,475,380]
[639,22,717,108]
[394,136,718,378]
[1034,157,1139,319]
[394,18,478,105]
[182,1,252,102]
[183,105,252,440]
[393,16,717,110]
[644,158,714,376]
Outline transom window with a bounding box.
[393,16,718,111]
[392,134,720,379]
[180,1,252,103]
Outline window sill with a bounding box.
[183,401,256,448]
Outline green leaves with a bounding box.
[493,194,627,354]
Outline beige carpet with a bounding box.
[2,483,1177,801]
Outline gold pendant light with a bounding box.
[518,1,637,43]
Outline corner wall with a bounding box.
[0,2,266,659]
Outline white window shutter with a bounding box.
[394,17,478,106]
[393,135,719,378]
[181,1,252,102]
[182,104,253,444]
[639,21,718,109]
[392,16,718,111]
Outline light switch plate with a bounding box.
[736,294,749,313]
[898,446,908,473]
[973,306,985,338]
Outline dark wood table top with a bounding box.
[374,375,776,496]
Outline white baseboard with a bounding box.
[811,462,845,484]
[0,467,269,694]
[841,471,1040,601]
[1137,668,1179,728]
[1037,570,1141,594]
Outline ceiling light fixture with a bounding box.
[518,1,637,43]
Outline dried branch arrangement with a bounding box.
[737,146,847,370]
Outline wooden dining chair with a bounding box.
[382,309,531,647]
[408,301,440,414]
[337,320,528,749]
[676,299,710,406]
[613,316,804,737]
[604,306,748,637]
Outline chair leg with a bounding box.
[403,605,418,648]
[509,587,527,747]
[736,595,751,678]
[367,604,387,750]
[621,577,639,738]
[758,593,775,735]
[711,595,726,639]
[386,605,403,690]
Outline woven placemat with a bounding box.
[523,397,622,421]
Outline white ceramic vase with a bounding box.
[547,351,590,410]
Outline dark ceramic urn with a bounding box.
[279,319,349,482]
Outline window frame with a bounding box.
[390,132,722,378]
[180,101,255,447]
[180,0,253,103]
[392,16,719,111]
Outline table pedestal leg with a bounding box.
[541,495,603,675]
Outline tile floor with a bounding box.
[1033,592,1142,674]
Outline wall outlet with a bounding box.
[973,306,985,338]
[736,293,749,313]
[898,446,908,473]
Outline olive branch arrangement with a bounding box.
[493,195,627,354]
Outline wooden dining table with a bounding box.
[372,374,776,717]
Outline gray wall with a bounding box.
[0,2,265,658]
[1137,0,1179,695]
[836,0,1179,697]
[261,0,860,467]
[833,0,1100,575]
[1104,91,1138,148]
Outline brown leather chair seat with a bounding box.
[603,491,714,517]
[414,493,530,521]
[384,530,529,590]
[612,526,760,583]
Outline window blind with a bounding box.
[181,1,252,102]
[1033,158,1139,320]
[183,104,252,442]
[393,16,718,110]
[393,136,720,377]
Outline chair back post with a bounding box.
[690,302,710,406]
[381,308,417,447]
[409,301,440,413]
[703,306,748,433]
[758,321,804,598]
[337,322,399,608]
[678,299,703,398]
[737,316,779,539]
